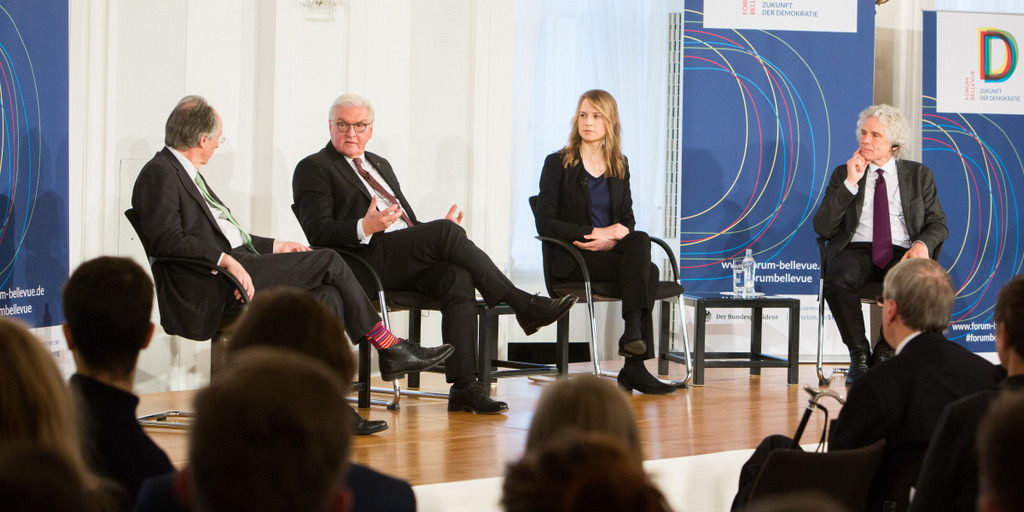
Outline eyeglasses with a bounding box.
[334,121,371,133]
[218,136,226,144]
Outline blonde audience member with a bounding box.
[526,373,643,464]
[0,317,120,511]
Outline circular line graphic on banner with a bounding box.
[922,96,1024,341]
[679,8,842,292]
[0,5,42,291]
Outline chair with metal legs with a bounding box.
[288,205,449,410]
[529,196,692,385]
[124,208,251,428]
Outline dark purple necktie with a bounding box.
[872,169,893,268]
[353,158,413,227]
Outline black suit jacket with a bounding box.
[534,151,635,277]
[908,373,1021,512]
[131,148,274,340]
[293,143,420,252]
[829,331,1002,510]
[812,159,947,263]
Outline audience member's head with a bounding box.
[525,374,642,465]
[63,256,155,380]
[0,445,95,512]
[976,389,1024,512]
[188,347,353,512]
[993,275,1024,370]
[502,431,670,512]
[227,286,355,384]
[882,258,954,332]
[0,317,114,508]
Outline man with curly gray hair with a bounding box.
[813,104,948,385]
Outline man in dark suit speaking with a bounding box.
[292,93,576,415]
[132,95,453,384]
[813,104,947,384]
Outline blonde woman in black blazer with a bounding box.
[535,90,675,395]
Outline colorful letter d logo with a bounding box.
[980,28,1018,83]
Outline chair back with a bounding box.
[529,195,561,299]
[125,208,155,260]
[747,439,886,509]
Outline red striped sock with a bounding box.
[365,322,399,349]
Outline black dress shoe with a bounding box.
[516,294,578,335]
[378,341,455,381]
[871,342,895,367]
[447,380,509,414]
[617,363,676,395]
[348,405,388,435]
[846,353,870,386]
[618,334,647,356]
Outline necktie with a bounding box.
[194,173,258,254]
[353,158,413,227]
[872,169,892,268]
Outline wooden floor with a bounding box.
[140,362,847,486]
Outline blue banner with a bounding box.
[679,0,874,295]
[0,2,70,327]
[923,11,1024,353]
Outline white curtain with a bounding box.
[508,0,678,282]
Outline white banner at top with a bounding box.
[703,0,857,33]
[936,11,1024,115]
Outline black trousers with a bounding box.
[822,243,907,356]
[232,247,380,344]
[366,219,517,382]
[558,231,658,360]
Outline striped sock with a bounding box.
[365,322,399,349]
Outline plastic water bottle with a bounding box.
[742,249,756,296]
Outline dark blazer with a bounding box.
[133,464,416,512]
[72,374,173,506]
[293,143,420,252]
[131,148,275,340]
[908,374,1022,512]
[829,331,1002,510]
[535,151,635,277]
[812,159,947,263]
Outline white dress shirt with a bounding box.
[848,157,912,248]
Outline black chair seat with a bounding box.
[552,281,685,303]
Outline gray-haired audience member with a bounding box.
[827,258,1001,511]
[734,259,1000,512]
[976,389,1024,512]
[910,275,1024,512]
[187,347,353,512]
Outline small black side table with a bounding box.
[674,292,800,385]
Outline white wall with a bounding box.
[68,0,516,392]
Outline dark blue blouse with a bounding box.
[587,173,612,228]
